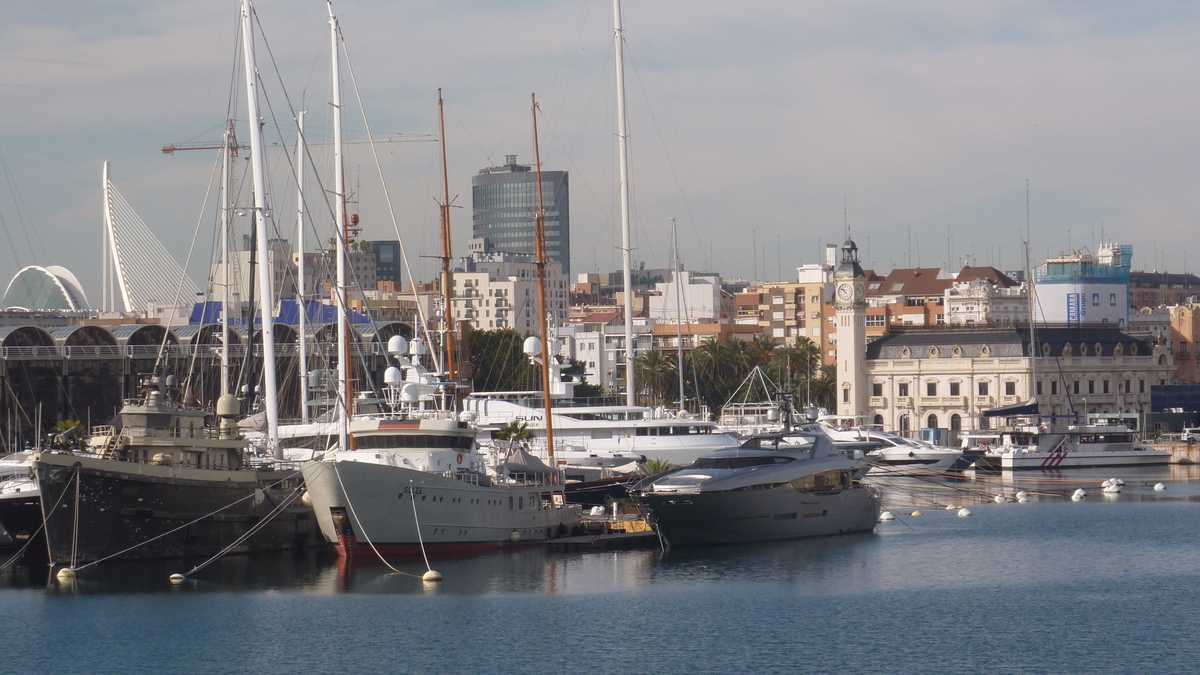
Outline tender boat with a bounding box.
[635,429,880,547]
[0,452,39,550]
[816,415,976,475]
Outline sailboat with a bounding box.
[299,5,578,561]
[31,0,319,570]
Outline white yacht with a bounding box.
[815,415,976,475]
[979,423,1170,470]
[301,336,580,560]
[463,336,739,471]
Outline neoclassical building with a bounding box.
[862,326,1175,433]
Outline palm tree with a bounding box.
[642,457,673,475]
[493,420,531,444]
[635,347,676,406]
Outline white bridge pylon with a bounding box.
[101,161,199,313]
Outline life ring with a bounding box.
[980,441,990,451]
[456,453,464,465]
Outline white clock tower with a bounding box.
[834,238,867,418]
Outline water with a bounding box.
[5,466,1200,673]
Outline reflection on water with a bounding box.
[5,463,1200,599]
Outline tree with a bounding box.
[462,329,538,392]
[635,347,676,406]
[493,420,531,443]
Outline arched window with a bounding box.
[926,413,938,429]
[873,414,884,428]
[1159,354,1168,366]
[950,414,962,431]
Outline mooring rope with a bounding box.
[0,470,76,571]
[179,483,305,579]
[331,462,422,579]
[71,470,301,573]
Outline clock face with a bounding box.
[837,283,852,302]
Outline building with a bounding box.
[833,239,868,418]
[944,279,1028,326]
[650,321,759,354]
[647,270,724,323]
[367,240,402,292]
[1166,303,1200,384]
[754,279,829,346]
[212,236,296,311]
[565,321,654,389]
[1129,271,1200,309]
[451,247,567,334]
[471,154,570,276]
[1035,242,1132,327]
[862,326,1174,433]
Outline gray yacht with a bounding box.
[635,430,880,547]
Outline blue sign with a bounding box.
[1067,293,1080,324]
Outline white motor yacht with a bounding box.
[816,415,975,475]
[985,423,1170,470]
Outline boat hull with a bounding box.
[640,484,879,547]
[0,490,41,552]
[301,459,579,560]
[1000,450,1172,470]
[33,452,320,566]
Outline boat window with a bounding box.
[691,455,794,469]
[355,434,473,450]
[636,427,648,436]
[790,470,845,493]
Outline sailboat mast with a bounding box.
[671,218,685,411]
[328,0,351,452]
[239,0,280,455]
[219,120,234,397]
[531,93,556,464]
[613,0,636,406]
[295,110,310,424]
[1025,179,1038,409]
[437,88,457,382]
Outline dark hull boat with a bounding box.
[35,452,315,565]
[32,386,319,568]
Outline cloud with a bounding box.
[1,0,1197,298]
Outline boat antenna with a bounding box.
[531,93,556,465]
[240,0,281,455]
[437,88,457,384]
[613,0,636,406]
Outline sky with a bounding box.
[1,0,1199,302]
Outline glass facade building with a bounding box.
[471,155,569,276]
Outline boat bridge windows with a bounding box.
[636,425,713,437]
[353,434,474,450]
[691,455,794,470]
[1076,432,1133,445]
[790,469,851,494]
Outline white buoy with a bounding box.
[1153,482,1166,492]
[1015,490,1028,502]
[993,494,1005,504]
[1071,488,1086,501]
[169,573,186,585]
[879,511,895,522]
[1102,482,1121,494]
[1115,478,1125,487]
[945,504,958,511]
[509,529,522,543]
[956,507,972,518]
[910,510,922,518]
[55,567,76,582]
[422,569,443,582]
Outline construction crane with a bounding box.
[162,131,437,154]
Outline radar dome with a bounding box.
[383,366,403,386]
[523,336,541,356]
[387,335,409,356]
[216,394,239,418]
[400,382,420,402]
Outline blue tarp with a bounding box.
[188,299,370,327]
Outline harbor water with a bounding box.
[5,466,1200,673]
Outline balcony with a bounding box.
[895,396,914,409]
[973,395,995,407]
[869,396,887,408]
[919,396,967,408]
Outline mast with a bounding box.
[328,0,351,452]
[671,218,685,411]
[219,120,235,397]
[1025,179,1038,409]
[240,0,280,455]
[437,88,457,382]
[295,110,309,424]
[531,93,556,464]
[613,0,636,406]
